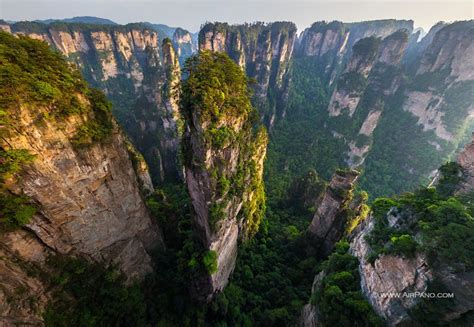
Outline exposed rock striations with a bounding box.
[199,22,297,126]
[3,21,183,185]
[181,51,268,299]
[296,19,413,83]
[290,19,473,197]
[0,33,163,323]
[307,169,361,256]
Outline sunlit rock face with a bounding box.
[0,33,164,323]
[198,22,297,126]
[349,214,433,325]
[293,19,473,198]
[172,27,197,65]
[457,133,474,194]
[5,107,163,277]
[307,169,360,256]
[403,21,474,142]
[5,21,182,185]
[181,52,268,300]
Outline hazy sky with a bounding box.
[1,1,472,33]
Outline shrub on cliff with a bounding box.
[180,50,268,236]
[366,169,474,270]
[313,241,384,326]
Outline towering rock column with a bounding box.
[198,22,297,126]
[0,32,163,323]
[307,169,361,256]
[3,22,183,185]
[457,133,474,194]
[181,51,268,300]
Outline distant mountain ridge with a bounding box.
[34,16,118,25]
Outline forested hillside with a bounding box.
[0,16,473,326]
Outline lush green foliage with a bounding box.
[366,171,474,270]
[313,241,384,326]
[70,88,114,147]
[213,200,322,325]
[180,51,268,235]
[352,36,381,58]
[437,162,464,197]
[338,71,367,93]
[0,32,115,230]
[0,31,114,147]
[43,256,146,327]
[180,50,253,127]
[287,169,327,213]
[0,149,36,228]
[265,56,344,200]
[203,250,218,275]
[0,32,88,123]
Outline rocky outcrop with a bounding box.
[403,22,446,71]
[457,132,474,194]
[344,20,413,51]
[307,169,359,256]
[172,27,197,65]
[302,21,472,197]
[4,21,182,185]
[198,22,297,126]
[344,31,408,167]
[327,36,380,117]
[295,21,349,83]
[403,21,474,142]
[3,102,163,281]
[296,19,413,84]
[328,30,408,118]
[0,33,163,323]
[349,204,474,325]
[350,214,433,325]
[181,51,268,300]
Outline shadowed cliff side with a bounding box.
[180,51,268,300]
[301,136,474,326]
[1,21,182,185]
[0,32,163,324]
[199,22,297,127]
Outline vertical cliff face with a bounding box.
[304,144,474,326]
[329,30,409,116]
[296,21,348,58]
[402,22,446,71]
[0,33,163,323]
[198,22,297,126]
[172,27,197,65]
[360,20,474,196]
[402,21,474,142]
[286,19,472,198]
[296,19,413,84]
[3,21,182,185]
[307,169,362,256]
[322,30,409,169]
[342,32,409,167]
[457,133,474,194]
[327,36,381,117]
[181,51,268,299]
[348,141,474,325]
[349,214,433,325]
[344,19,413,49]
